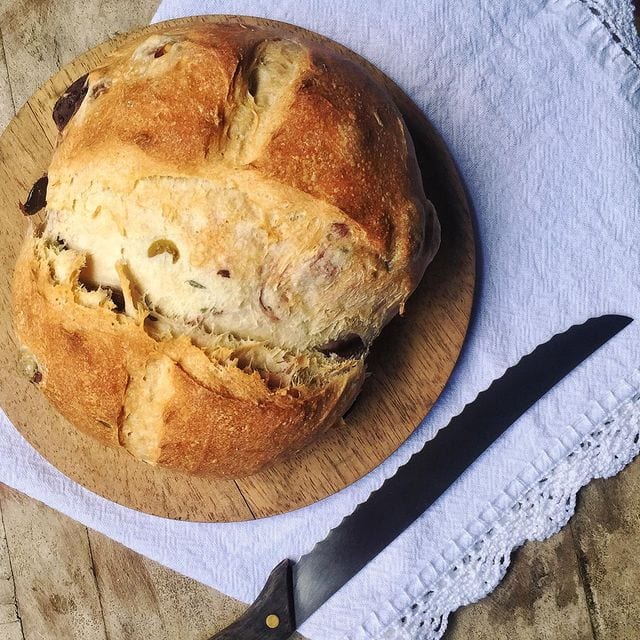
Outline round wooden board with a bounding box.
[0,15,475,522]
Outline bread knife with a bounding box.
[208,314,632,639]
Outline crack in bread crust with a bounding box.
[44,168,402,353]
[116,372,130,446]
[12,234,365,476]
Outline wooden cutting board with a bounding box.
[0,15,475,522]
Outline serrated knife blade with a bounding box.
[208,314,632,640]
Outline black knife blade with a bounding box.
[209,314,632,640]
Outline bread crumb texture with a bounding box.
[12,24,440,477]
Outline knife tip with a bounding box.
[609,314,633,327]
[596,314,633,334]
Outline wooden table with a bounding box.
[1,2,639,638]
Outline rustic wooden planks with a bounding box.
[0,485,108,639]
[87,530,247,640]
[0,483,285,640]
[0,29,15,130]
[445,528,595,640]
[0,496,23,640]
[0,0,158,108]
[570,458,640,640]
[88,529,310,640]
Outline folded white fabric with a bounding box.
[2,1,639,638]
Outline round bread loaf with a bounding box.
[12,23,440,478]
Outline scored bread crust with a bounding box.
[12,23,440,477]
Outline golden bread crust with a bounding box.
[12,23,439,477]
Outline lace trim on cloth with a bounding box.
[551,0,640,102]
[578,0,640,69]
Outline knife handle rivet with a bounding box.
[265,614,280,629]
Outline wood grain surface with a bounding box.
[0,14,475,522]
[0,2,639,640]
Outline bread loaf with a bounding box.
[12,23,440,477]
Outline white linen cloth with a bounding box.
[2,1,640,638]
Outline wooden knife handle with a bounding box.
[207,559,296,640]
